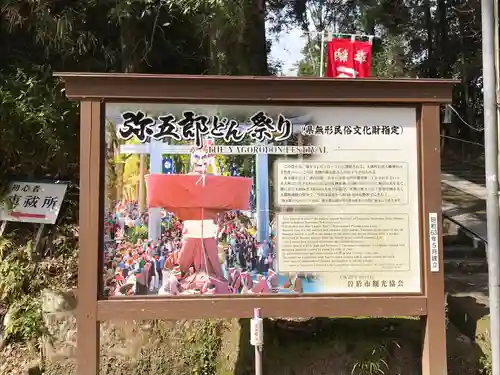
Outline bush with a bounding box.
[0,227,78,345]
[126,225,149,244]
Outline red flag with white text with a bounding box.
[352,41,372,78]
[326,38,372,78]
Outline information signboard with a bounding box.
[0,181,68,224]
[56,72,455,375]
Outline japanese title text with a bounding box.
[116,110,294,147]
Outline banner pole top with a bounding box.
[308,30,376,42]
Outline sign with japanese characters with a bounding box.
[429,213,439,272]
[326,38,373,78]
[0,181,68,224]
[275,107,421,294]
[116,110,294,146]
[105,103,419,297]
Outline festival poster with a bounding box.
[102,103,421,297]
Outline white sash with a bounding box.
[183,220,218,238]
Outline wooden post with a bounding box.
[33,224,45,255]
[0,221,7,237]
[420,104,447,375]
[76,100,102,375]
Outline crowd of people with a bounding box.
[218,211,274,274]
[101,200,304,297]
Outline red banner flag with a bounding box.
[326,38,372,78]
[352,41,372,78]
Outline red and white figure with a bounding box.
[326,37,372,78]
[189,137,218,175]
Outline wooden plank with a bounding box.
[97,295,427,321]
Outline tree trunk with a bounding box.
[423,0,435,77]
[241,0,268,75]
[120,15,143,206]
[436,0,449,76]
[254,0,268,75]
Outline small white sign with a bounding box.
[250,317,264,346]
[429,212,439,272]
[0,181,68,224]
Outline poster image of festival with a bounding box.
[101,103,422,296]
[102,102,320,297]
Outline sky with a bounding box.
[269,26,305,76]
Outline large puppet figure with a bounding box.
[147,138,252,295]
[189,138,218,175]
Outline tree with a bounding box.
[0,0,273,345]
[273,0,484,151]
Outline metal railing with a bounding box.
[440,134,485,167]
[442,214,488,245]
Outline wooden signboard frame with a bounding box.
[56,72,456,375]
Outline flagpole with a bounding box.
[319,30,325,77]
[138,154,145,211]
[481,0,500,373]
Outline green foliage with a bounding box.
[3,296,45,344]
[0,68,79,221]
[0,0,269,352]
[126,225,149,244]
[296,34,322,76]
[0,228,78,344]
[94,320,227,375]
[273,0,482,147]
[181,320,224,375]
[0,240,46,303]
[478,333,492,375]
[351,339,399,375]
[0,238,47,344]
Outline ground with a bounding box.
[0,313,488,375]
